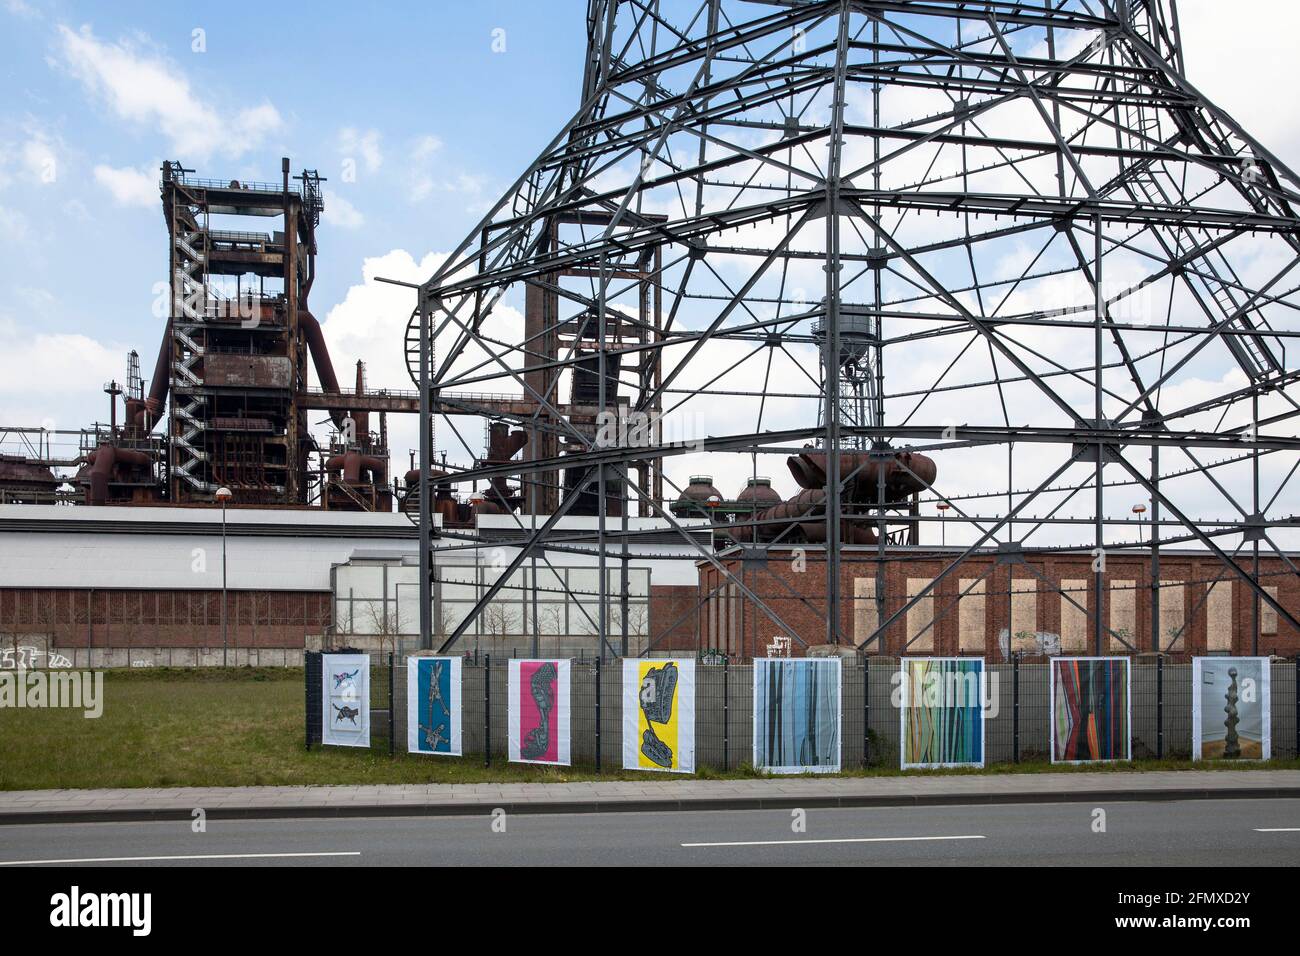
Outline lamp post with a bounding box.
[215,486,233,667]
[1132,502,1147,544]
[936,501,951,546]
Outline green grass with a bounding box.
[1,669,1296,790]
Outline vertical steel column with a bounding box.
[595,656,602,774]
[1150,445,1160,651]
[1093,212,1105,656]
[1012,651,1020,764]
[418,293,432,651]
[484,654,491,768]
[1156,654,1164,760]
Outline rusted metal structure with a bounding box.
[408,0,1300,661]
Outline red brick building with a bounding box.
[696,545,1300,660]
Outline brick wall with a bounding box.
[0,587,331,649]
[697,548,1300,660]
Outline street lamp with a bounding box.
[1132,502,1147,544]
[215,486,233,667]
[936,501,951,546]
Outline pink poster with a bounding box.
[508,658,571,765]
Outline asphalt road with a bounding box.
[0,798,1297,866]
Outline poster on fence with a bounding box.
[1050,657,1130,763]
[900,657,985,769]
[752,657,841,774]
[1192,657,1270,761]
[322,652,370,748]
[622,659,695,773]
[508,658,571,765]
[406,656,462,756]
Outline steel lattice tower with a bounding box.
[409,0,1300,658]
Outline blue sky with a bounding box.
[1,0,1297,532]
[0,0,588,440]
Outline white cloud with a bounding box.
[53,24,282,161]
[92,163,156,207]
[20,133,58,184]
[338,127,382,174]
[322,189,364,229]
[0,316,123,430]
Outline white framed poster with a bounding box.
[752,657,841,774]
[322,652,370,748]
[1192,657,1271,760]
[899,657,986,769]
[1049,656,1130,763]
[407,656,463,756]
[622,658,695,773]
[507,659,571,765]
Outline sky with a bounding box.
[0,0,1296,541]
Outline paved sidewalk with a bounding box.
[1,770,1298,824]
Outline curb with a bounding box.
[2,784,1298,826]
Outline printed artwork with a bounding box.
[1193,657,1270,760]
[322,652,369,748]
[508,658,571,765]
[752,657,841,774]
[622,659,695,773]
[900,657,985,768]
[406,656,462,756]
[1050,657,1130,763]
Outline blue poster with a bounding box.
[406,656,462,756]
[752,657,841,773]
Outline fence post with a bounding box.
[594,656,602,775]
[1012,651,1020,764]
[722,656,730,771]
[388,652,396,756]
[1294,656,1299,760]
[484,654,491,768]
[1156,654,1164,760]
[862,657,870,767]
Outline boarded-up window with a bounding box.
[1261,586,1279,635]
[853,577,880,648]
[1159,580,1186,651]
[1206,580,1233,651]
[1010,579,1037,652]
[1060,578,1088,653]
[958,578,985,653]
[1109,579,1135,651]
[905,577,935,652]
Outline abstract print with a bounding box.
[508,658,571,765]
[1192,657,1270,760]
[622,659,695,773]
[901,657,985,768]
[752,657,841,774]
[1051,657,1130,763]
[406,656,462,756]
[322,652,369,748]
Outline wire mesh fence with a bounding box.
[308,653,1300,769]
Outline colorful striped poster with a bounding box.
[1050,657,1130,763]
[508,658,570,765]
[406,656,462,756]
[622,659,695,773]
[900,657,985,768]
[1192,657,1271,760]
[322,652,369,748]
[752,657,841,774]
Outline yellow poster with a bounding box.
[622,659,694,772]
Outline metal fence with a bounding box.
[306,654,1300,769]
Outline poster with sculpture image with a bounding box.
[752,657,841,774]
[622,659,695,773]
[1193,657,1270,760]
[900,657,986,768]
[1050,657,1130,763]
[508,658,571,765]
[322,652,370,748]
[406,656,462,756]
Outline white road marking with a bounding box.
[1254,828,1300,832]
[0,851,360,866]
[682,834,985,848]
